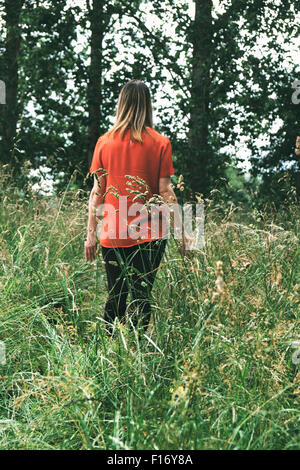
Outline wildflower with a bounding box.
[211,260,226,301]
[216,260,223,274]
[176,174,184,192]
[195,193,204,204]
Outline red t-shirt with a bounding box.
[89,127,175,248]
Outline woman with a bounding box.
[84,79,191,335]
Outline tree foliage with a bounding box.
[0,0,298,205]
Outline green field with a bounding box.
[0,178,299,450]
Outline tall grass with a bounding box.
[0,168,299,450]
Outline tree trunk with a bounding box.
[295,136,300,202]
[87,0,104,169]
[187,0,213,200]
[0,0,23,165]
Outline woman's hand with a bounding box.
[84,233,98,262]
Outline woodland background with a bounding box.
[0,0,299,206]
[0,0,299,451]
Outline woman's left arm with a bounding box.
[85,174,106,262]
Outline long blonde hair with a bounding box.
[103,80,154,143]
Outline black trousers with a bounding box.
[101,238,167,333]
